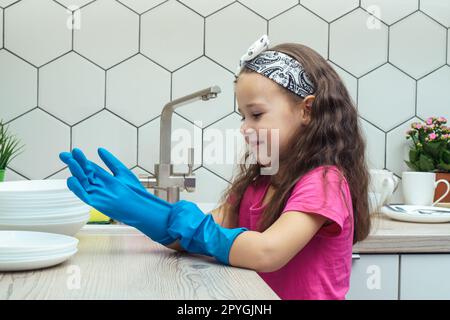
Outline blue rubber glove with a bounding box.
[167,200,248,265]
[60,148,149,195]
[61,148,248,265]
[59,148,176,245]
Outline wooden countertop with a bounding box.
[2,212,449,300]
[0,233,279,300]
[353,214,450,253]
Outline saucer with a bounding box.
[381,204,450,223]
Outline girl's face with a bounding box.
[235,72,313,166]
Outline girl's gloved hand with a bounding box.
[60,148,248,265]
[59,148,176,246]
[60,148,148,195]
[167,200,248,265]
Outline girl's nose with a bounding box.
[241,127,257,143]
[240,124,252,136]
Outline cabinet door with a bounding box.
[346,254,399,300]
[400,254,450,300]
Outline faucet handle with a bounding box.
[138,174,164,190]
[187,147,194,176]
[183,147,196,192]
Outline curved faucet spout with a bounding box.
[159,86,221,165]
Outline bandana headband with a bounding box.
[236,35,315,98]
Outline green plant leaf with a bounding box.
[404,160,419,171]
[419,154,435,171]
[423,140,443,158]
[409,149,420,162]
[443,149,450,164]
[437,161,450,172]
[0,119,25,170]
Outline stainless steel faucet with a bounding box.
[139,86,222,203]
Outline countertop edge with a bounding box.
[352,234,450,253]
[80,217,450,254]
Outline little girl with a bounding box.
[60,36,371,300]
[171,35,370,299]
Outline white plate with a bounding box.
[0,180,70,194]
[0,197,84,207]
[0,194,79,204]
[0,230,78,251]
[0,208,90,219]
[381,205,450,223]
[0,191,77,198]
[0,212,90,223]
[0,205,90,216]
[0,217,89,236]
[0,245,78,258]
[0,204,91,215]
[0,246,78,261]
[0,203,85,211]
[0,213,90,225]
[0,249,78,272]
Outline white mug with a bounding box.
[402,172,450,206]
[369,169,400,209]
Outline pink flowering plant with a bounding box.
[405,116,450,172]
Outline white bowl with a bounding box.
[0,216,89,236]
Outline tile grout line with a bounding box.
[2,1,449,181]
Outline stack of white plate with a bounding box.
[0,180,90,236]
[0,231,78,271]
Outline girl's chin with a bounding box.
[255,153,272,167]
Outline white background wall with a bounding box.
[1,0,449,204]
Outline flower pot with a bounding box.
[434,172,450,204]
[0,169,5,182]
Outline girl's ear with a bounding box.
[303,95,315,109]
[300,95,315,124]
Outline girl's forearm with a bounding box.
[163,210,271,271]
[165,231,270,272]
[228,231,271,272]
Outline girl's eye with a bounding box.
[240,114,262,121]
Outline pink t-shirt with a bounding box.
[236,165,354,300]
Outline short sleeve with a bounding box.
[281,166,352,237]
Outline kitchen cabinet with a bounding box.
[400,254,450,300]
[348,254,450,300]
[346,254,399,300]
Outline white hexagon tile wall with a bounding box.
[0,0,449,206]
[0,8,3,48]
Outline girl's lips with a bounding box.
[244,136,265,147]
[250,141,264,147]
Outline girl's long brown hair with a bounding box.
[218,43,371,244]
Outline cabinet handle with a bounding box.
[352,254,361,260]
